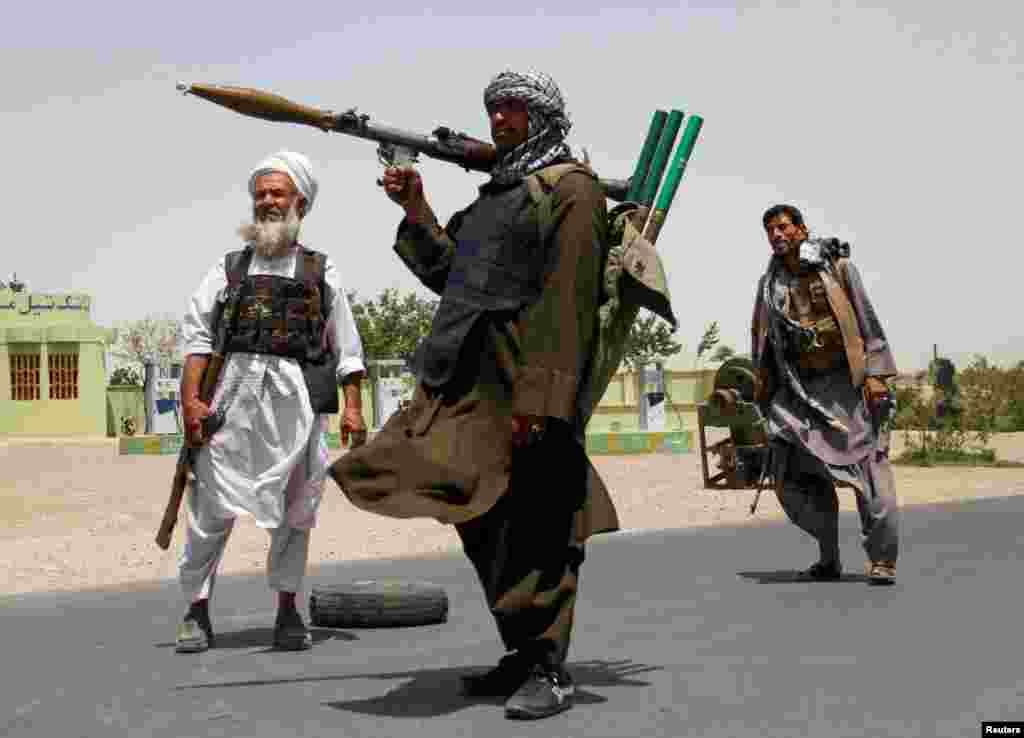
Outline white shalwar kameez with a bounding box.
[178,246,365,603]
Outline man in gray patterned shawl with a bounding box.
[330,69,618,720]
[752,204,900,585]
[485,70,573,185]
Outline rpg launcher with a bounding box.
[176,83,633,201]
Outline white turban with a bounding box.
[248,150,318,215]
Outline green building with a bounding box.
[0,279,109,436]
[0,272,720,448]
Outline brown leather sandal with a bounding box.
[867,560,896,584]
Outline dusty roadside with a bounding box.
[2,433,1022,595]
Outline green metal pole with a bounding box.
[643,114,704,244]
[626,110,667,202]
[637,109,684,208]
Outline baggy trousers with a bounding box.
[178,483,311,605]
[773,440,900,564]
[455,419,587,667]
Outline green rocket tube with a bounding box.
[643,114,704,244]
[655,114,703,213]
[626,110,667,202]
[637,109,684,208]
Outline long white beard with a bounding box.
[237,203,302,259]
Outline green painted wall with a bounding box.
[0,288,108,436]
[1,279,722,440]
[328,368,716,435]
[106,386,146,436]
[583,368,715,434]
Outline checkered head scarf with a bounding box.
[483,70,573,185]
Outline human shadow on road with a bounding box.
[173,658,659,718]
[155,626,357,651]
[324,658,661,718]
[737,570,870,584]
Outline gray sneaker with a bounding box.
[798,560,843,581]
[175,617,212,653]
[460,651,533,697]
[504,665,575,720]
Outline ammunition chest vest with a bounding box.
[217,245,340,414]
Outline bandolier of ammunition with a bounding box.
[787,271,847,375]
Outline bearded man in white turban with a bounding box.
[174,150,367,653]
[330,71,620,720]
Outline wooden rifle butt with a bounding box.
[199,353,225,402]
[155,447,192,550]
[154,351,224,550]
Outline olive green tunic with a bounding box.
[330,165,621,664]
[330,166,620,541]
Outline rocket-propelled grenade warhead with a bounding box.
[176,83,338,131]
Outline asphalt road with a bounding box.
[2,496,1023,737]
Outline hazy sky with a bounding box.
[4,0,1021,372]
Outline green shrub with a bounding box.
[110,366,142,386]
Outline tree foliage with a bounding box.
[620,316,736,371]
[347,288,438,364]
[895,384,993,461]
[109,366,142,386]
[109,315,183,371]
[620,310,683,370]
[710,344,737,363]
[694,321,737,368]
[959,355,1024,432]
[893,354,1024,464]
[897,354,1024,434]
[695,321,721,363]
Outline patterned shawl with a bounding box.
[483,70,573,185]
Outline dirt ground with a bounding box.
[2,432,1022,596]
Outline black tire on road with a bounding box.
[309,579,449,628]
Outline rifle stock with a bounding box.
[176,83,631,202]
[197,353,225,406]
[155,446,193,550]
[154,352,227,550]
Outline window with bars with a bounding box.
[49,351,79,400]
[10,353,41,401]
